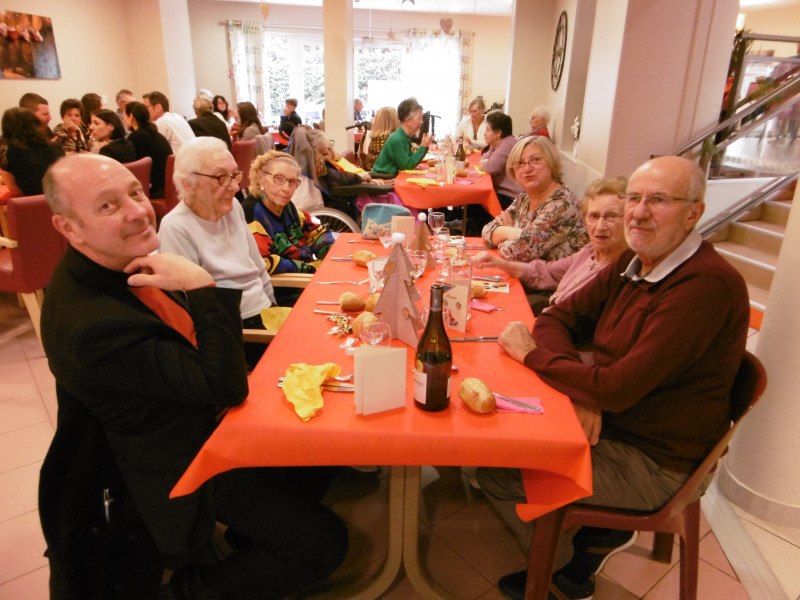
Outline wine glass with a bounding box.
[359,322,392,347]
[378,228,393,249]
[369,255,388,293]
[427,211,445,236]
[409,250,427,279]
[432,227,450,263]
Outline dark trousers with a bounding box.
[198,467,347,600]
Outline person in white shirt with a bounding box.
[142,90,195,154]
[454,97,487,148]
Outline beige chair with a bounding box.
[241,273,312,344]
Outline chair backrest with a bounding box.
[661,351,767,519]
[3,194,67,293]
[123,157,153,199]
[163,154,179,213]
[342,150,357,165]
[231,139,258,193]
[254,133,274,156]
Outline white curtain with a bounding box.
[228,21,267,117]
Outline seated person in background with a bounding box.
[0,107,64,196]
[40,153,348,599]
[115,89,134,134]
[521,105,551,139]
[454,97,487,148]
[280,97,302,127]
[474,176,628,315]
[19,92,54,138]
[482,135,588,262]
[478,156,748,600]
[89,109,136,163]
[247,151,335,299]
[353,98,364,122]
[361,106,400,171]
[275,120,295,151]
[212,94,237,131]
[237,101,266,141]
[143,90,196,154]
[372,97,433,177]
[124,101,173,199]
[188,95,232,150]
[80,93,103,129]
[53,98,91,154]
[159,137,277,369]
[480,111,523,209]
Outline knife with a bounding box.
[473,275,504,282]
[331,257,353,262]
[494,393,543,413]
[277,382,354,393]
[314,309,344,315]
[450,336,499,342]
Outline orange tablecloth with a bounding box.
[172,234,591,522]
[393,159,502,216]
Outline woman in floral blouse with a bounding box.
[482,136,588,262]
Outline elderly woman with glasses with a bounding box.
[481,136,588,262]
[475,176,628,314]
[247,150,335,277]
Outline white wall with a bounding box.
[0,0,136,113]
[741,5,800,57]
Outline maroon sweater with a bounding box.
[526,242,749,473]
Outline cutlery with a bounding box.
[279,373,353,383]
[315,279,369,285]
[314,309,344,315]
[316,301,340,305]
[348,238,377,243]
[494,393,542,413]
[277,382,354,392]
[331,256,353,262]
[449,336,499,342]
[474,275,504,283]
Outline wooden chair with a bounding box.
[241,273,312,344]
[342,150,358,165]
[231,139,258,194]
[524,351,768,600]
[0,195,68,345]
[150,155,178,220]
[123,157,153,198]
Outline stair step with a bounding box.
[728,221,784,255]
[761,200,792,228]
[746,283,769,312]
[715,241,776,290]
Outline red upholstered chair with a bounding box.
[123,157,153,198]
[231,139,257,194]
[0,195,68,345]
[524,351,767,600]
[342,150,358,165]
[150,154,178,220]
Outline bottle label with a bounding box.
[414,369,427,404]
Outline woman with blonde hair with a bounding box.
[454,97,487,147]
[361,106,400,171]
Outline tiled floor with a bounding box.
[0,292,797,600]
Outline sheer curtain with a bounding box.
[458,31,475,118]
[228,21,267,117]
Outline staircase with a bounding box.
[709,182,794,324]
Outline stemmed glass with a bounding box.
[359,322,392,346]
[427,211,445,236]
[378,228,393,250]
[409,250,427,280]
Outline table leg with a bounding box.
[402,466,460,600]
[310,466,406,599]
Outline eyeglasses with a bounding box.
[585,211,621,225]
[263,172,302,190]
[515,155,546,170]
[618,193,690,209]
[194,171,243,187]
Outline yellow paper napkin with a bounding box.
[282,362,341,421]
[406,177,442,187]
[400,169,427,175]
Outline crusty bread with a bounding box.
[352,312,378,336]
[352,250,376,267]
[365,292,380,313]
[471,280,487,299]
[339,292,366,312]
[458,378,496,413]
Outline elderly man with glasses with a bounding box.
[478,156,749,600]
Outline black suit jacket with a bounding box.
[40,247,248,557]
[188,113,232,150]
[128,126,173,198]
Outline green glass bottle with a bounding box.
[414,284,453,411]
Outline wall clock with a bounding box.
[551,11,568,91]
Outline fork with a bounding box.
[278,373,353,383]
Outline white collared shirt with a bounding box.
[622,229,703,282]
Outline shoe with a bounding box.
[549,567,595,600]
[468,475,481,490]
[572,528,638,574]
[349,465,380,474]
[498,569,587,600]
[498,570,526,600]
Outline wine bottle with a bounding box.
[455,137,466,162]
[414,284,453,411]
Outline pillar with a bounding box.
[322,0,354,154]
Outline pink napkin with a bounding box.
[494,395,543,414]
[471,299,500,313]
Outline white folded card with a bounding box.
[354,346,407,415]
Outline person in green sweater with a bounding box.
[371,97,433,176]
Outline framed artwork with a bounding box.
[0,10,61,79]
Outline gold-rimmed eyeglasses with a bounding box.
[263,172,302,190]
[618,193,690,209]
[194,171,243,187]
[515,155,546,170]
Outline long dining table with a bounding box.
[171,233,592,600]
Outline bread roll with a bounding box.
[455,169,468,177]
[458,378,496,414]
[352,312,378,336]
[427,158,437,167]
[352,250,376,267]
[471,280,487,299]
[339,291,366,312]
[365,292,381,312]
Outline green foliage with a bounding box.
[303,43,325,105]
[265,35,289,118]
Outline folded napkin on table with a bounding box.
[406,177,442,187]
[494,396,543,414]
[400,169,427,174]
[282,362,341,421]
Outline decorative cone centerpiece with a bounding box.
[372,243,422,347]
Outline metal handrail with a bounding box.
[700,171,799,238]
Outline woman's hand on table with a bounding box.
[498,321,537,364]
[474,252,526,280]
[573,403,602,445]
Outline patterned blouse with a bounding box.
[482,186,588,262]
[53,123,92,154]
[365,132,391,171]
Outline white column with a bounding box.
[719,185,800,527]
[322,0,354,154]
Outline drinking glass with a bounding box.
[378,228,393,249]
[369,255,388,293]
[360,322,392,347]
[409,250,427,279]
[427,211,445,236]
